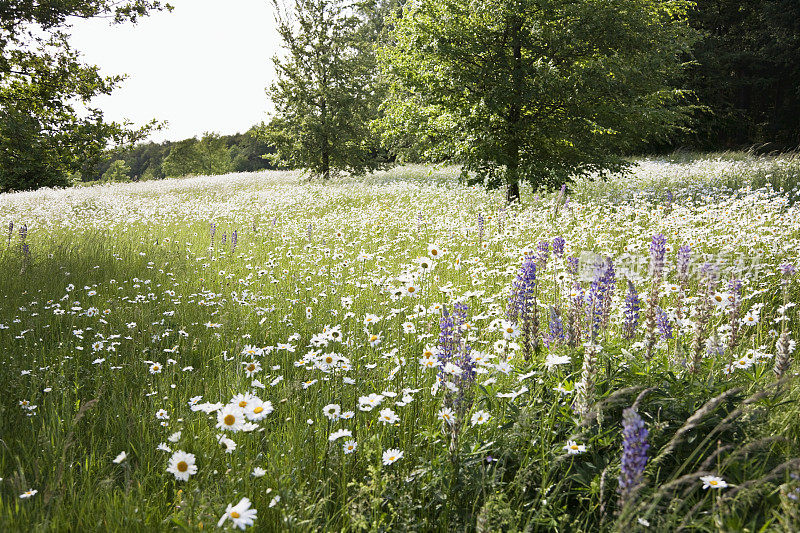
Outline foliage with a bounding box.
[378,0,697,201]
[0,1,172,192]
[260,0,386,179]
[101,159,130,182]
[161,133,233,178]
[681,0,800,149]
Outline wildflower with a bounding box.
[243,361,261,377]
[343,440,357,454]
[244,398,273,421]
[382,448,404,465]
[322,403,341,420]
[217,405,246,432]
[358,393,384,411]
[218,435,237,453]
[149,362,163,374]
[167,450,197,481]
[564,440,587,455]
[252,467,266,478]
[113,451,127,464]
[329,428,352,442]
[378,407,399,424]
[20,489,37,499]
[618,407,649,506]
[168,431,182,443]
[700,475,728,489]
[471,410,490,426]
[544,353,571,371]
[438,406,456,425]
[217,497,257,530]
[156,409,169,420]
[269,495,280,507]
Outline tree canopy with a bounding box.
[0,1,171,192]
[260,0,387,180]
[379,0,696,200]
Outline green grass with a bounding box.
[1,154,799,531]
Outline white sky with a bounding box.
[69,1,281,143]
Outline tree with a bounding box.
[379,0,696,201]
[102,159,131,182]
[0,1,171,192]
[161,133,233,178]
[261,0,384,179]
[682,0,800,149]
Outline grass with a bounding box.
[1,153,799,531]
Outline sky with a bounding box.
[69,1,281,143]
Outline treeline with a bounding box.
[672,0,800,150]
[81,129,277,183]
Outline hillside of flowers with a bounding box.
[1,156,800,531]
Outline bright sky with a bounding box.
[69,0,280,143]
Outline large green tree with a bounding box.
[0,1,171,192]
[261,0,385,179]
[379,0,696,201]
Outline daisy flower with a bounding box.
[701,475,728,489]
[378,407,399,424]
[166,450,197,481]
[564,440,587,455]
[471,410,490,426]
[20,489,37,499]
[322,403,341,420]
[438,406,455,425]
[244,398,273,421]
[329,428,352,442]
[382,448,404,465]
[113,451,127,464]
[217,497,257,530]
[343,440,357,454]
[217,404,246,432]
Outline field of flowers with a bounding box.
[1,155,800,531]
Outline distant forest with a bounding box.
[79,128,277,183]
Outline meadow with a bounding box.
[1,154,800,531]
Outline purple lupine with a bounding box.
[536,241,550,271]
[622,280,641,340]
[477,213,485,243]
[437,306,455,371]
[649,234,667,280]
[7,221,14,245]
[221,232,227,244]
[508,255,539,359]
[599,257,616,329]
[547,306,564,343]
[552,237,565,258]
[231,230,238,253]
[566,256,579,278]
[210,222,217,243]
[19,224,27,242]
[618,407,649,506]
[656,307,673,340]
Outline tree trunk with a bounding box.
[320,96,330,180]
[505,15,523,203]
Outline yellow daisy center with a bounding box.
[247,364,255,371]
[224,414,236,425]
[177,461,188,472]
[239,401,247,408]
[254,406,263,414]
[231,511,241,518]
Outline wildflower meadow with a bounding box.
[2,155,800,531]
